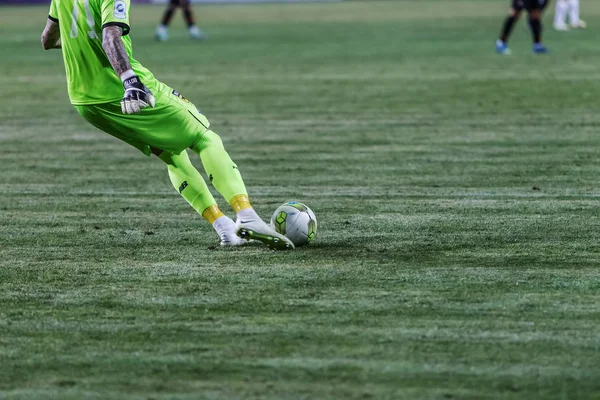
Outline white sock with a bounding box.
[213,215,236,236]
[237,207,260,223]
[568,0,580,24]
[555,0,568,25]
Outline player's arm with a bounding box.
[102,26,131,76]
[102,25,155,114]
[41,18,61,50]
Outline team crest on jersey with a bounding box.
[172,90,190,103]
[114,0,127,19]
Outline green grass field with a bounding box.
[2,0,600,398]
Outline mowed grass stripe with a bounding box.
[2,1,600,399]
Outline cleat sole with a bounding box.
[237,228,294,250]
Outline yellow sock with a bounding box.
[230,194,251,213]
[202,204,225,224]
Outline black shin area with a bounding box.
[500,15,518,42]
[528,17,542,43]
[161,7,177,26]
[183,6,195,27]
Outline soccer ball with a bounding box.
[270,201,317,247]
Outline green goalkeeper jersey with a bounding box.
[49,0,159,105]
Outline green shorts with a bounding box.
[74,83,211,156]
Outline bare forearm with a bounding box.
[102,26,131,77]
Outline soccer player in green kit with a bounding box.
[40,0,294,250]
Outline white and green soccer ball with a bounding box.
[270,201,317,247]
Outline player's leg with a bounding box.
[155,0,179,41]
[568,0,586,28]
[74,103,242,246]
[528,5,548,53]
[189,130,294,250]
[496,1,522,54]
[554,0,569,30]
[156,148,243,246]
[76,88,293,250]
[180,0,205,40]
[153,88,293,249]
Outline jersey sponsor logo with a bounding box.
[172,90,190,103]
[114,0,127,19]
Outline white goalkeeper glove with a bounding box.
[120,70,156,114]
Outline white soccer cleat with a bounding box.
[212,215,244,246]
[553,22,570,31]
[189,25,205,40]
[219,231,245,247]
[571,20,587,29]
[236,217,294,250]
[155,25,168,41]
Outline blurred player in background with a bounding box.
[554,0,586,30]
[40,0,294,250]
[496,0,549,55]
[155,0,204,41]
